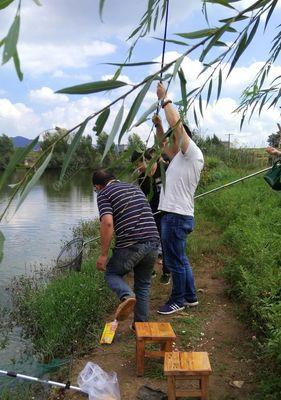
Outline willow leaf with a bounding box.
[127,24,142,41]
[219,15,248,23]
[146,0,154,33]
[228,32,247,77]
[152,37,189,46]
[207,78,213,105]
[0,0,14,10]
[200,26,227,62]
[60,121,87,183]
[13,48,23,81]
[265,0,278,31]
[186,87,200,98]
[246,0,271,12]
[99,0,105,21]
[134,101,158,127]
[205,0,235,8]
[112,66,122,81]
[245,17,260,48]
[178,68,187,114]
[193,107,199,127]
[0,230,4,263]
[105,61,158,67]
[94,108,110,136]
[119,79,152,142]
[258,94,268,115]
[214,41,228,47]
[172,55,184,80]
[161,0,167,21]
[153,5,159,31]
[176,28,217,39]
[15,150,53,214]
[56,80,127,95]
[0,136,39,192]
[102,104,124,162]
[267,92,280,109]
[2,12,20,64]
[199,94,203,117]
[32,0,42,5]
[217,68,222,101]
[240,112,246,130]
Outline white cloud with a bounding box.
[51,70,92,81]
[18,41,116,75]
[29,87,69,105]
[189,97,280,147]
[0,98,41,137]
[101,74,134,85]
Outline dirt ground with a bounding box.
[56,253,259,400]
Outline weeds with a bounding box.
[8,220,116,361]
[195,158,281,398]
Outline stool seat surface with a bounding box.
[135,322,176,339]
[164,352,212,375]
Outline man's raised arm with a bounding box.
[156,82,190,154]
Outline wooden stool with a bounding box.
[135,322,176,376]
[164,352,212,400]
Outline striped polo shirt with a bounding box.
[97,180,160,248]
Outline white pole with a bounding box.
[0,370,85,394]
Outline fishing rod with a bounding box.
[194,166,272,199]
[0,369,86,394]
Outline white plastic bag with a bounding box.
[77,362,121,400]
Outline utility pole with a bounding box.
[225,133,234,150]
[277,123,281,147]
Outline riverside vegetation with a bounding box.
[3,144,281,399]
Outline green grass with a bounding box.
[10,248,116,361]
[194,158,281,399]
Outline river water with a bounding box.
[0,170,99,389]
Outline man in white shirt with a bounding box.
[153,82,204,314]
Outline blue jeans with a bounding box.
[161,213,197,306]
[154,212,170,275]
[105,241,159,322]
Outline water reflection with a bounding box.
[0,170,98,377]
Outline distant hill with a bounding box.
[11,136,41,151]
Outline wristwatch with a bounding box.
[161,99,172,108]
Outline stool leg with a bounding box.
[167,376,176,400]
[136,340,145,377]
[163,339,173,352]
[200,376,209,400]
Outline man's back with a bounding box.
[97,181,159,247]
[159,140,204,216]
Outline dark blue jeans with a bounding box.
[154,212,170,274]
[105,241,158,322]
[161,213,197,306]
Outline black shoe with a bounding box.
[184,299,199,307]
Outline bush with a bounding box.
[9,220,116,361]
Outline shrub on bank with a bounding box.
[10,221,116,361]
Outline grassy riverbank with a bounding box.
[9,220,116,362]
[191,163,281,398]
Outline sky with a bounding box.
[0,0,280,148]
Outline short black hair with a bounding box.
[166,123,192,139]
[92,169,116,186]
[131,148,155,163]
[131,150,143,163]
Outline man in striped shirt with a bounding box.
[92,169,160,323]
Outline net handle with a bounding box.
[83,236,100,246]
